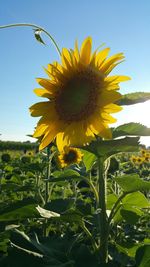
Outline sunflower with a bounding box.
[130,155,137,164]
[144,153,150,163]
[58,146,83,168]
[29,37,130,151]
[135,156,144,165]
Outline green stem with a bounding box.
[0,23,61,57]
[89,173,99,205]
[97,157,108,263]
[81,221,98,253]
[45,146,51,204]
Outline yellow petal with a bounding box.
[39,126,59,150]
[96,48,110,66]
[34,88,54,98]
[101,112,117,124]
[100,53,124,73]
[74,39,80,62]
[80,37,92,65]
[36,78,57,93]
[103,103,123,113]
[105,75,131,84]
[98,91,122,107]
[62,48,72,69]
[29,101,51,117]
[56,122,94,151]
[33,124,49,138]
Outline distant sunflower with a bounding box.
[144,153,150,163]
[140,149,146,156]
[29,37,130,151]
[130,155,137,164]
[136,157,144,165]
[58,147,83,168]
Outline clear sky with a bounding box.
[0,0,150,146]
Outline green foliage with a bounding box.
[113,122,150,138]
[115,174,150,192]
[0,135,150,267]
[1,153,11,163]
[83,136,140,158]
[117,92,150,105]
[136,245,150,267]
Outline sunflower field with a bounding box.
[0,23,150,267]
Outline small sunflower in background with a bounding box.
[143,153,150,163]
[30,37,130,151]
[140,149,147,156]
[130,155,137,164]
[136,156,144,165]
[27,151,34,156]
[58,147,83,168]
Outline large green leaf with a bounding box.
[49,169,85,184]
[83,137,139,157]
[0,199,39,222]
[120,206,143,224]
[116,242,141,258]
[115,174,150,192]
[117,92,150,105]
[112,123,150,138]
[122,191,150,208]
[136,245,150,267]
[45,199,75,214]
[82,150,96,171]
[107,194,118,210]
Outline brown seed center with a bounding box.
[55,67,103,122]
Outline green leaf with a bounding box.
[122,191,150,208]
[107,194,118,210]
[53,169,80,178]
[34,29,45,45]
[117,92,150,105]
[82,150,96,171]
[83,137,139,157]
[113,123,150,138]
[50,169,82,183]
[120,206,143,224]
[45,199,74,214]
[116,242,141,258]
[136,245,150,267]
[0,199,39,221]
[115,174,150,192]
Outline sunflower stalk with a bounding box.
[0,23,61,57]
[97,157,108,264]
[43,145,51,237]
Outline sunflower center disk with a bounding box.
[55,69,102,122]
[64,150,77,164]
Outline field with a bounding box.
[0,140,150,267]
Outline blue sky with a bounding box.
[0,0,150,146]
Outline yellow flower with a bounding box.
[130,155,137,164]
[144,153,150,163]
[140,149,146,156]
[29,37,130,151]
[58,147,83,168]
[27,151,34,156]
[135,156,144,165]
